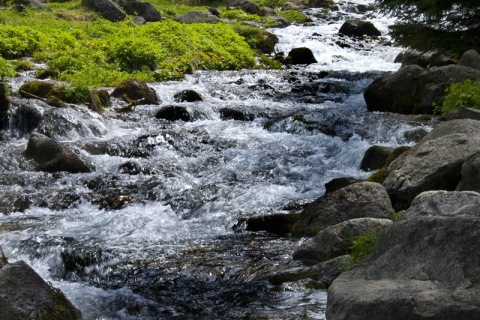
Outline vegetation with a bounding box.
[436,80,480,117]
[376,0,480,54]
[344,227,384,270]
[0,0,282,90]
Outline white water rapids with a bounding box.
[0,1,432,319]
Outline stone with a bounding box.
[458,49,480,71]
[82,0,126,22]
[287,47,317,65]
[111,78,158,105]
[456,151,480,192]
[12,0,49,10]
[308,0,334,8]
[174,89,203,102]
[339,18,381,37]
[0,260,82,319]
[117,0,162,22]
[0,81,11,130]
[25,132,93,173]
[12,104,44,133]
[327,191,480,320]
[324,177,360,194]
[360,145,393,171]
[173,10,219,24]
[0,246,8,267]
[219,108,254,121]
[155,105,191,122]
[447,106,480,121]
[235,212,300,236]
[292,182,394,237]
[293,218,393,264]
[311,255,350,287]
[383,119,480,210]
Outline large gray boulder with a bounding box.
[327,191,480,320]
[0,260,82,319]
[293,218,393,264]
[458,49,480,71]
[25,132,93,173]
[383,119,480,210]
[173,10,219,24]
[292,182,394,237]
[82,0,126,22]
[116,0,162,22]
[456,151,480,192]
[365,64,480,114]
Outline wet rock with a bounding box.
[365,64,480,114]
[292,182,394,237]
[383,119,480,210]
[174,10,219,24]
[293,218,393,265]
[111,78,158,105]
[0,260,82,319]
[360,145,394,171]
[155,105,191,122]
[308,0,334,8]
[0,296,20,320]
[174,89,203,102]
[219,108,255,121]
[19,80,60,99]
[12,104,44,133]
[82,0,126,22]
[118,160,142,175]
[327,191,480,320]
[46,95,68,108]
[446,106,480,121]
[0,81,11,130]
[458,49,480,71]
[25,132,93,173]
[339,18,381,37]
[456,151,480,192]
[324,177,360,194]
[0,246,8,267]
[235,213,301,236]
[117,0,162,22]
[35,68,59,80]
[88,89,111,113]
[287,47,317,65]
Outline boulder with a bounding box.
[0,260,82,319]
[456,151,480,192]
[339,18,381,37]
[0,81,10,130]
[308,0,334,8]
[174,89,203,102]
[173,10,219,24]
[292,182,394,237]
[25,132,93,173]
[383,119,480,210]
[324,177,360,194]
[111,78,158,105]
[19,80,61,99]
[0,246,7,267]
[12,104,44,133]
[240,1,261,15]
[155,105,191,122]
[287,47,317,65]
[365,64,480,114]
[35,68,59,80]
[447,106,480,121]
[226,0,249,9]
[116,0,162,22]
[327,191,480,320]
[82,0,126,22]
[360,145,393,171]
[458,49,480,71]
[219,108,255,121]
[293,218,393,264]
[12,0,49,10]
[235,212,300,236]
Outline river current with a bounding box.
[0,1,432,319]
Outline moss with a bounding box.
[366,168,388,183]
[19,81,60,99]
[385,146,410,167]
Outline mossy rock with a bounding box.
[360,145,393,171]
[36,68,60,80]
[366,168,388,183]
[19,81,61,99]
[111,78,159,105]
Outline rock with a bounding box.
[35,68,59,80]
[173,10,219,24]
[324,177,360,194]
[82,0,126,22]
[111,78,158,105]
[226,0,249,10]
[327,191,480,320]
[0,260,82,319]
[282,2,306,10]
[46,95,68,108]
[360,145,393,171]
[118,160,142,175]
[395,49,430,68]
[12,0,49,10]
[12,104,44,133]
[308,0,334,8]
[241,1,261,15]
[174,89,203,102]
[0,297,21,320]
[19,80,60,99]
[364,64,480,114]
[456,151,480,192]
[293,218,393,264]
[339,18,381,37]
[206,7,220,17]
[88,89,111,113]
[458,49,480,70]
[25,132,93,173]
[0,246,8,267]
[155,105,191,122]
[117,0,162,22]
[235,212,300,236]
[447,106,480,121]
[311,255,351,287]
[287,47,317,65]
[292,182,394,237]
[0,81,11,130]
[383,119,480,210]
[219,108,255,121]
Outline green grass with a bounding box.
[435,80,480,117]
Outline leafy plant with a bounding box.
[435,80,480,117]
[0,56,15,80]
[344,227,384,271]
[278,10,308,24]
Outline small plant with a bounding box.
[435,80,480,117]
[278,10,308,24]
[344,227,384,271]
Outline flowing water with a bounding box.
[0,2,433,319]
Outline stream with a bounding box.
[0,1,433,319]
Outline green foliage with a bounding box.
[435,80,480,117]
[344,228,384,270]
[376,0,480,53]
[0,56,15,80]
[278,10,308,24]
[220,9,262,22]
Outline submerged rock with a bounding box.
[287,47,317,65]
[12,104,44,134]
[174,89,203,102]
[339,19,381,37]
[25,132,93,173]
[327,191,480,320]
[111,78,159,105]
[155,105,191,122]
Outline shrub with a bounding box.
[436,80,480,117]
[278,10,308,24]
